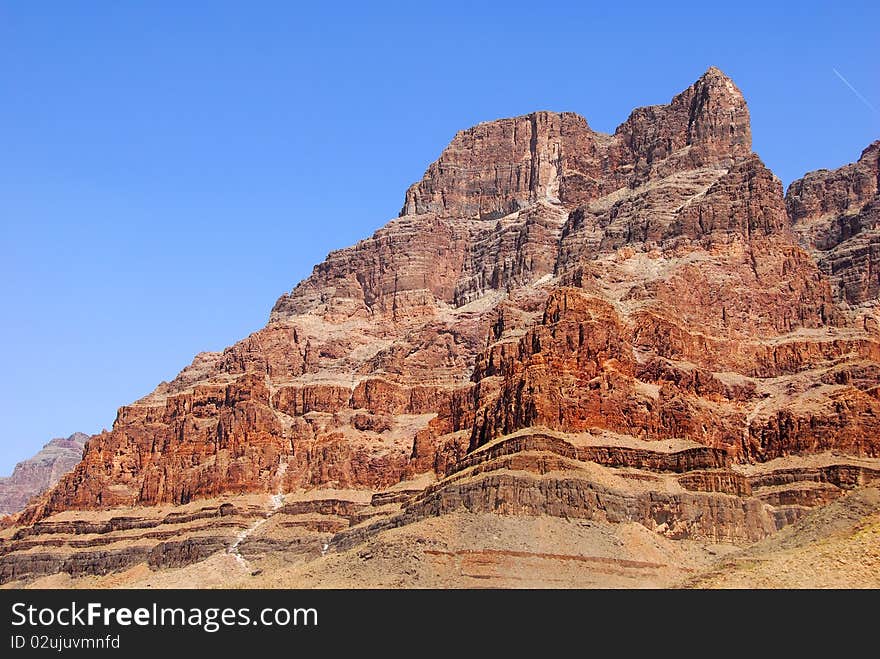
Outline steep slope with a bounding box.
[0,433,87,515]
[3,68,879,587]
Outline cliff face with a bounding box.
[11,68,880,565]
[0,433,87,515]
[788,141,880,306]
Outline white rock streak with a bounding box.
[227,459,289,569]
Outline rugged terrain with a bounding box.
[0,433,87,516]
[2,67,878,588]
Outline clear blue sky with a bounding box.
[1,2,877,473]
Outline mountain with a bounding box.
[0,433,87,516]
[2,68,879,588]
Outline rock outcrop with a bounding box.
[788,141,880,306]
[4,67,880,586]
[0,433,87,515]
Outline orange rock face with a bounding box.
[15,67,880,546]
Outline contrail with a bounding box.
[832,68,879,115]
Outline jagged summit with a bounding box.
[400,68,751,220]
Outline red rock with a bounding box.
[13,68,880,552]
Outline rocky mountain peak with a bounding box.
[401,68,752,221]
[614,66,751,178]
[686,66,751,150]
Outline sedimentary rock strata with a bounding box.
[3,67,879,586]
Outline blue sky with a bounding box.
[1,1,878,473]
